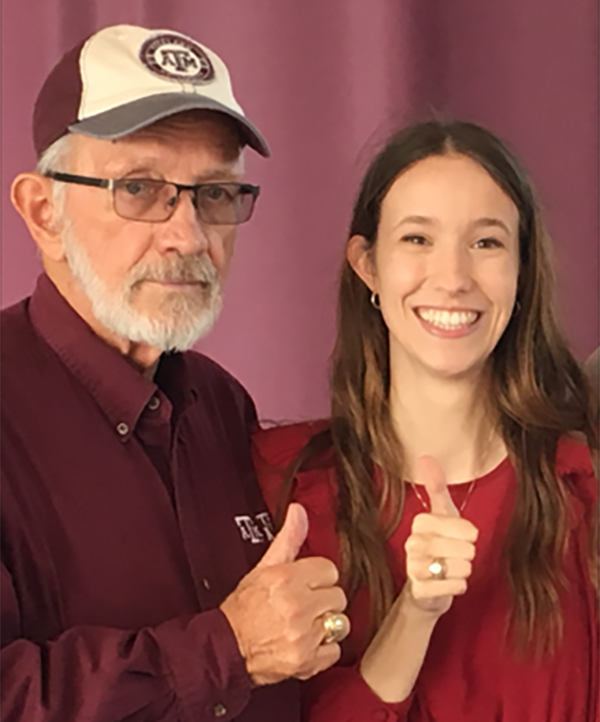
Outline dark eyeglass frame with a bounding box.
[45,171,261,225]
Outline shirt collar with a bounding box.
[29,274,161,439]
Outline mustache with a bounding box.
[126,254,219,287]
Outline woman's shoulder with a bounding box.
[252,420,329,469]
[556,435,598,507]
[252,421,339,548]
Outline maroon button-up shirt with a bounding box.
[1,274,299,722]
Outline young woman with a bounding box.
[253,120,598,722]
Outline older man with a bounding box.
[1,25,348,722]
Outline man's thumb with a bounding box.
[258,503,309,567]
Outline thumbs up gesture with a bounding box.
[404,457,479,617]
[220,503,349,686]
[256,501,310,567]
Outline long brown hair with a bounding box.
[279,119,598,657]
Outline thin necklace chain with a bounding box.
[410,476,477,514]
[409,431,498,515]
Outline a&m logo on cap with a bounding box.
[140,33,215,83]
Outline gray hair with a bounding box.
[35,134,75,216]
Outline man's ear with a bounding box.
[347,234,377,293]
[10,173,66,262]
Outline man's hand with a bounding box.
[404,457,479,617]
[220,503,349,685]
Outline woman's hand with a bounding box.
[360,457,479,702]
[405,456,479,617]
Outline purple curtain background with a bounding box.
[2,0,598,421]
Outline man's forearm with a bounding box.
[1,609,251,722]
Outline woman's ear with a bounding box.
[10,173,66,262]
[347,234,377,292]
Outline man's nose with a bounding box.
[155,190,210,255]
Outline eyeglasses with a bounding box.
[45,171,260,225]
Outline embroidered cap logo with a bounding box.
[139,34,215,83]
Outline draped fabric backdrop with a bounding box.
[2,0,599,420]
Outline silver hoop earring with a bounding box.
[370,292,381,310]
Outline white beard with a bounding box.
[61,223,223,352]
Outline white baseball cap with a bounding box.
[33,24,270,157]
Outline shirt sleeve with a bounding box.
[302,663,414,722]
[1,563,252,722]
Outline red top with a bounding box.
[1,275,299,722]
[253,422,599,722]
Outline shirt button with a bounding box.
[202,578,211,590]
[116,422,129,436]
[148,396,160,411]
[213,703,227,717]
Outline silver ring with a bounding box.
[428,557,448,580]
[321,612,350,645]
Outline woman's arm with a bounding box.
[360,457,478,703]
[359,587,440,703]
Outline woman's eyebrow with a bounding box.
[471,217,512,234]
[393,215,436,230]
[392,215,513,234]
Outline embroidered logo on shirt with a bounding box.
[234,512,274,544]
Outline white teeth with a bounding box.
[418,308,478,329]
